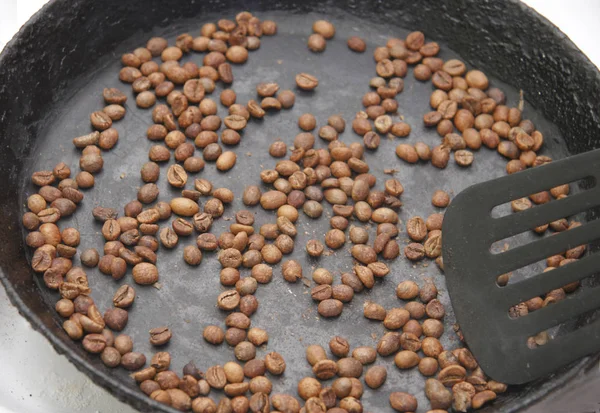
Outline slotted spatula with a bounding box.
[442,148,600,385]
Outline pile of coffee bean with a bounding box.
[21,12,584,413]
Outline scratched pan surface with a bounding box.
[1,0,600,412]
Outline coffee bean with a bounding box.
[407,216,427,241]
[104,308,128,331]
[311,284,332,301]
[311,19,335,38]
[347,36,366,52]
[100,347,121,368]
[394,282,419,302]
[296,73,319,90]
[437,365,467,387]
[279,259,301,283]
[234,341,256,361]
[389,392,418,412]
[308,34,326,52]
[149,326,172,346]
[310,359,337,381]
[82,333,107,353]
[455,149,474,166]
[396,144,418,163]
[426,299,446,319]
[90,111,113,131]
[363,301,386,321]
[262,351,285,376]
[423,378,453,410]
[298,377,322,400]
[132,262,158,285]
[365,365,386,389]
[335,357,362,378]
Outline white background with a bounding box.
[0,1,599,412]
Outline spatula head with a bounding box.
[443,148,600,385]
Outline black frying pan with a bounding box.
[1,0,599,412]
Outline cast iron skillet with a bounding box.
[1,0,599,412]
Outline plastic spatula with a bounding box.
[442,148,600,385]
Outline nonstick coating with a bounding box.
[1,1,600,412]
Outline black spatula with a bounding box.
[442,148,600,385]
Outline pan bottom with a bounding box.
[19,9,588,413]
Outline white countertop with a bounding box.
[0,1,599,412]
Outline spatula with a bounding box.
[442,148,600,385]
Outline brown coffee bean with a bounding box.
[103,86,128,105]
[203,365,226,390]
[132,262,158,285]
[216,288,240,311]
[103,308,128,331]
[406,216,427,241]
[395,144,418,163]
[234,341,256,361]
[82,333,107,354]
[298,377,322,401]
[437,365,467,387]
[423,378,453,410]
[389,392,418,412]
[364,365,387,389]
[109,285,136,310]
[311,285,332,301]
[100,346,121,368]
[426,299,446,319]
[296,73,319,90]
[347,36,366,52]
[337,357,363,378]
[318,299,343,317]
[377,332,401,356]
[351,244,377,264]
[254,352,284,378]
[471,390,496,409]
[416,357,439,378]
[148,326,172,346]
[455,149,474,166]
[79,152,104,173]
[313,359,338,380]
[90,110,113,131]
[307,33,326,52]
[279,259,301,283]
[332,378,353,400]
[323,228,345,249]
[257,190,285,210]
[312,19,335,38]
[305,345,327,367]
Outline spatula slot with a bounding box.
[489,176,594,219]
[524,298,600,351]
[490,176,596,219]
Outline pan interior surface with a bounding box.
[1,1,599,412]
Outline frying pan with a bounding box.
[0,0,599,412]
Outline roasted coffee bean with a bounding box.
[104,308,128,331]
[296,73,319,90]
[437,365,467,387]
[82,333,107,354]
[388,392,418,412]
[298,377,322,400]
[111,284,135,309]
[308,34,326,52]
[262,351,285,376]
[345,36,366,53]
[365,365,387,389]
[337,357,363,378]
[364,301,387,321]
[313,20,335,38]
[149,326,172,346]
